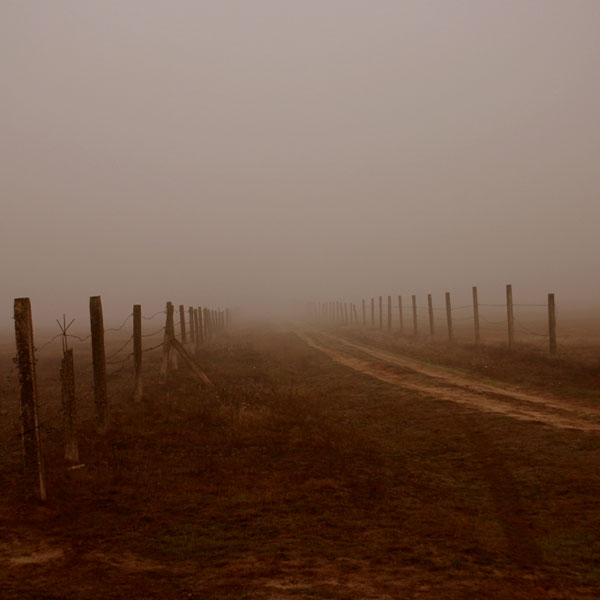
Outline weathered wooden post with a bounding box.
[445,292,453,342]
[344,303,348,325]
[133,304,143,403]
[14,298,47,501]
[61,348,79,462]
[89,296,108,433]
[371,298,375,328]
[398,295,403,333]
[188,306,195,343]
[379,296,383,329]
[472,286,480,346]
[196,307,204,344]
[427,294,434,337]
[159,302,178,383]
[412,295,418,336]
[548,293,557,356]
[194,309,201,356]
[179,305,187,343]
[387,295,392,330]
[506,284,514,349]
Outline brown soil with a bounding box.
[300,331,600,432]
[1,328,599,599]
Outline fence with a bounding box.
[10,296,230,501]
[310,284,559,355]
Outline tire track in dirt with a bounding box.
[298,331,600,432]
[298,331,552,570]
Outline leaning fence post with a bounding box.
[427,294,434,337]
[472,286,480,346]
[133,305,143,403]
[14,298,47,501]
[89,296,108,434]
[548,293,557,356]
[61,348,79,462]
[412,295,418,336]
[506,284,514,349]
[445,292,453,342]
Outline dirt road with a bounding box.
[299,331,600,432]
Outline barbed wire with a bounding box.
[105,313,133,332]
[142,310,166,321]
[34,333,63,353]
[142,325,165,338]
[105,336,134,362]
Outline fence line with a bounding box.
[8,295,230,501]
[311,284,559,356]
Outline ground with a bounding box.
[1,325,599,599]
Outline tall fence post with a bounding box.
[412,295,418,336]
[427,294,434,337]
[179,305,187,343]
[89,296,108,434]
[133,304,143,403]
[159,302,177,383]
[198,307,205,344]
[506,284,514,349]
[371,298,375,328]
[188,306,195,343]
[14,298,46,501]
[398,295,403,333]
[379,296,383,329]
[387,295,392,330]
[445,292,453,342]
[194,309,201,357]
[472,286,480,346]
[61,348,79,463]
[548,293,557,356]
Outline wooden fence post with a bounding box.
[344,303,348,325]
[548,293,557,356]
[427,294,434,337]
[445,292,453,342]
[14,298,46,501]
[506,284,514,349]
[179,305,187,343]
[61,348,79,462]
[472,286,480,346]
[362,299,366,327]
[133,304,143,403]
[378,296,383,329]
[194,309,201,357]
[196,307,204,344]
[387,295,392,330]
[89,296,108,434]
[412,295,418,336]
[398,295,403,333]
[159,302,177,383]
[188,307,195,343]
[371,298,375,328]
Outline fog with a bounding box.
[2,1,600,330]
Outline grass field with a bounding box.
[1,324,599,599]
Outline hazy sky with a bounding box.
[2,1,599,327]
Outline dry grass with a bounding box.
[0,327,599,598]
